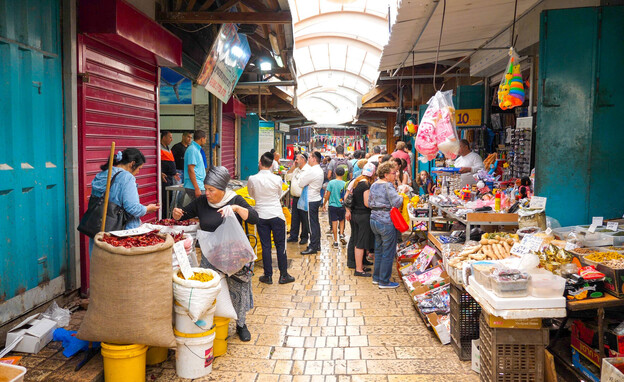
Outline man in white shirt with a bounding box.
[287,153,310,245]
[271,151,281,173]
[367,145,382,164]
[248,152,295,285]
[454,139,485,186]
[298,151,324,255]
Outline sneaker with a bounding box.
[333,242,339,248]
[259,275,273,284]
[279,273,295,284]
[372,279,379,285]
[378,282,400,289]
[339,235,347,245]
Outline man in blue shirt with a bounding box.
[184,130,208,202]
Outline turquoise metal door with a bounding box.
[536,6,624,226]
[0,0,67,322]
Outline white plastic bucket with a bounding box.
[0,363,27,382]
[174,301,216,334]
[174,327,216,379]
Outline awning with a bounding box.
[79,0,182,67]
[379,0,542,72]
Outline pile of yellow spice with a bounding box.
[177,271,214,282]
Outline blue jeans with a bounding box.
[370,219,397,285]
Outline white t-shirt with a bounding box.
[248,169,285,220]
[368,154,381,163]
[454,152,485,185]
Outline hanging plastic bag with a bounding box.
[214,277,238,320]
[197,209,257,276]
[434,90,460,159]
[415,90,460,161]
[497,47,525,110]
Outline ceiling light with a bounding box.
[260,61,272,71]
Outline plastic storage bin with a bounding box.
[529,272,566,298]
[491,272,530,298]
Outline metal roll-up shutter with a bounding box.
[77,35,159,259]
[221,115,236,178]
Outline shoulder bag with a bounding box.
[77,172,130,238]
[384,182,409,232]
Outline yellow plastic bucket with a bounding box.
[101,343,148,382]
[145,346,168,365]
[213,316,230,357]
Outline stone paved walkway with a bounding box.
[18,221,479,382]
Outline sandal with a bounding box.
[354,271,372,277]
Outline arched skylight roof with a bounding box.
[289,0,396,124]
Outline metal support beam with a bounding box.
[411,47,509,53]
[158,11,292,24]
[391,0,440,77]
[236,80,296,87]
[379,73,470,80]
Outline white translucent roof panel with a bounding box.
[290,0,394,123]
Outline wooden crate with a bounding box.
[479,312,548,382]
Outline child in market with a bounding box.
[323,167,347,248]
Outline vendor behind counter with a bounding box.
[454,139,484,186]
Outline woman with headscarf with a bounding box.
[172,166,259,342]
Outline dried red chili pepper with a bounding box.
[99,230,165,248]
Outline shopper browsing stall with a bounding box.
[86,148,160,253]
[172,166,258,342]
[346,163,376,277]
[248,152,296,285]
[454,139,484,185]
[184,131,208,201]
[287,153,310,245]
[298,151,324,255]
[368,161,404,288]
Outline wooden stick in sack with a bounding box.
[100,142,116,232]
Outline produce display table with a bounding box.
[428,201,518,243]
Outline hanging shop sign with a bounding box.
[455,109,482,127]
[197,23,251,103]
[278,123,290,133]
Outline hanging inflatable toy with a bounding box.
[405,119,417,135]
[497,47,525,110]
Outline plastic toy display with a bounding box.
[497,47,525,110]
[416,90,460,161]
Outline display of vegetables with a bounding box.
[177,270,214,282]
[153,219,197,227]
[584,252,624,263]
[99,231,165,248]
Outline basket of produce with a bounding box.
[78,231,176,347]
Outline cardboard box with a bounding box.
[411,271,450,296]
[596,263,624,297]
[5,314,57,354]
[602,357,624,382]
[427,313,450,345]
[471,339,480,373]
[572,319,624,355]
[482,310,542,329]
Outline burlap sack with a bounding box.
[77,232,175,347]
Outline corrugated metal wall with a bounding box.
[221,115,236,178]
[77,34,159,289]
[0,0,67,317]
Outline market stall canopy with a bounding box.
[289,0,398,124]
[379,0,542,73]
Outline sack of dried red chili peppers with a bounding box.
[77,232,176,348]
[150,218,199,233]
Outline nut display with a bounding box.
[572,248,598,255]
[584,252,624,263]
[602,259,624,269]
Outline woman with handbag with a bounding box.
[368,161,404,288]
[172,166,259,342]
[345,163,376,277]
[86,148,160,253]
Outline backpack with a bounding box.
[342,180,355,209]
[333,157,350,181]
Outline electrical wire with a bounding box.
[171,23,213,33]
[432,0,447,91]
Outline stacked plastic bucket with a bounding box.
[172,268,222,379]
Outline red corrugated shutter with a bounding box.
[221,115,236,178]
[77,35,159,288]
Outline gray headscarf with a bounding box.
[204,166,230,191]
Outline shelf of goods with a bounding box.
[428,202,518,243]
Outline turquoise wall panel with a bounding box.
[240,114,259,180]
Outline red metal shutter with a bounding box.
[221,115,236,178]
[77,35,160,289]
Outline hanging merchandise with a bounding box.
[416,90,460,161]
[405,119,418,135]
[497,48,525,110]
